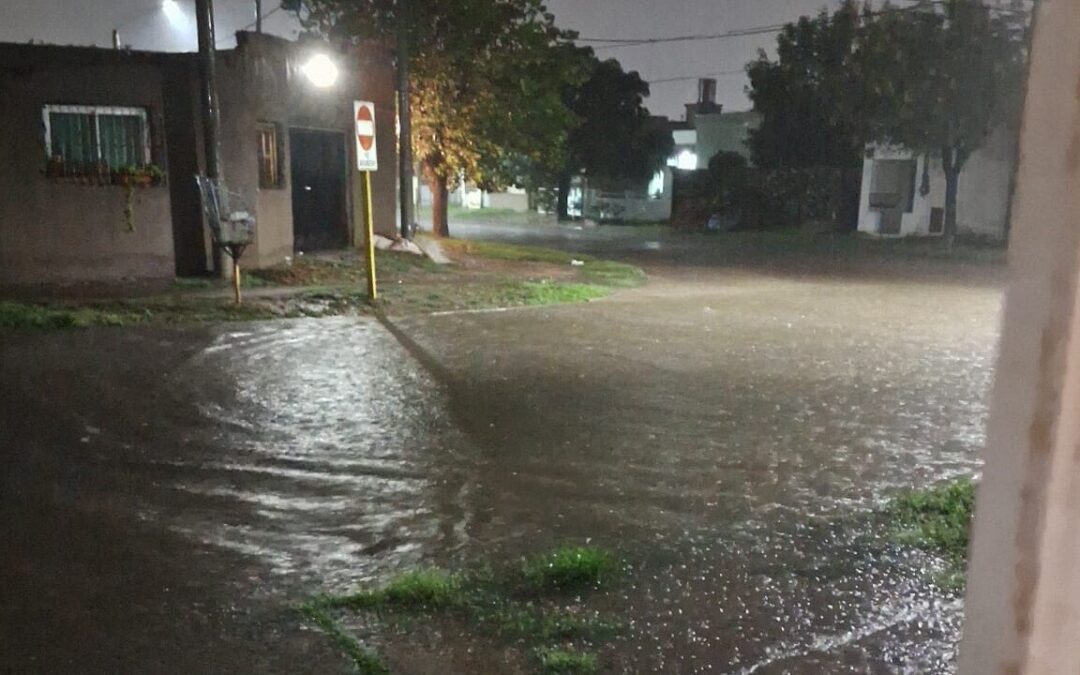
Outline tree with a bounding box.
[858,0,1027,242]
[746,0,869,170]
[295,0,584,236]
[556,58,673,221]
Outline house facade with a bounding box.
[0,32,398,285]
[673,79,761,170]
[857,127,1015,239]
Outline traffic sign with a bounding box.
[354,100,378,171]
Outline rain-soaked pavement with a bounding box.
[1,224,1004,673]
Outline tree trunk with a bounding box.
[941,146,965,248]
[943,167,960,246]
[429,173,450,237]
[556,172,572,222]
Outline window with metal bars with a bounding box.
[257,123,283,189]
[43,105,150,171]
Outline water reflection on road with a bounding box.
[1,230,1003,673]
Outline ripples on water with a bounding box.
[6,270,1000,673]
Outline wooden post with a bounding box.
[364,171,377,302]
[958,0,1080,672]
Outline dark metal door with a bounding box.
[289,128,347,252]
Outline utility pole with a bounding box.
[396,0,415,239]
[195,0,223,182]
[255,0,263,33]
[195,0,225,275]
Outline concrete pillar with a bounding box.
[958,0,1080,672]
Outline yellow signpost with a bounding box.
[363,171,377,301]
[354,100,379,302]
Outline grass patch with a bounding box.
[330,569,463,612]
[440,239,583,264]
[509,282,608,306]
[439,239,646,289]
[304,546,619,674]
[300,602,389,675]
[475,600,621,643]
[888,478,975,591]
[522,546,615,592]
[0,297,285,331]
[173,275,271,290]
[5,239,641,330]
[0,301,129,329]
[250,251,439,287]
[535,648,598,674]
[578,260,647,288]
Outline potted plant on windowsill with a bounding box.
[45,155,66,179]
[114,164,154,187]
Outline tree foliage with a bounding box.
[746,0,869,169]
[858,0,1026,238]
[747,0,1027,239]
[565,59,672,184]
[555,57,673,219]
[295,0,586,235]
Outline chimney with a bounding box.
[698,78,717,108]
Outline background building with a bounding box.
[857,127,1015,239]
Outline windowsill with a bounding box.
[43,174,168,188]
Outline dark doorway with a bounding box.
[289,128,347,252]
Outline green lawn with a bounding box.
[1,244,645,330]
[438,239,647,287]
[888,478,976,592]
[304,546,620,675]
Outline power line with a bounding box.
[580,24,787,50]
[216,2,285,46]
[577,1,1025,51]
[236,2,284,32]
[647,69,745,84]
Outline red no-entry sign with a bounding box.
[354,100,378,171]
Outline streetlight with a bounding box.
[301,53,339,88]
[162,0,184,24]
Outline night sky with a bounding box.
[3,0,846,118]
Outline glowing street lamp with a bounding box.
[301,53,339,88]
[162,0,184,25]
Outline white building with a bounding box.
[857,127,1015,239]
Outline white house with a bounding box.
[858,127,1015,239]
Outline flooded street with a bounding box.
[1,227,1004,673]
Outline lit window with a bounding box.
[257,123,282,189]
[675,150,698,171]
[43,104,149,169]
[648,170,665,199]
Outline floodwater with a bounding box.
[1,226,1003,673]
